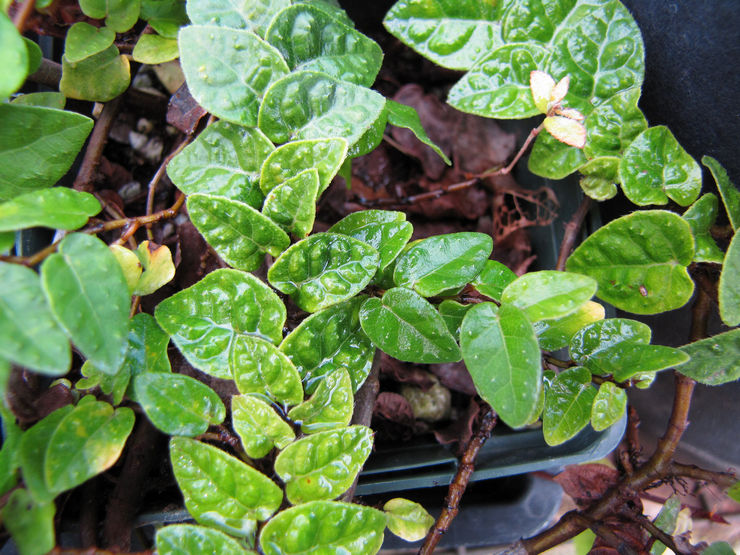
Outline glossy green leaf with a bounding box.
[382,0,502,70]
[573,530,596,555]
[678,329,740,386]
[570,318,651,369]
[64,22,115,63]
[45,398,134,494]
[157,524,252,555]
[460,302,541,428]
[231,395,295,459]
[703,155,740,231]
[0,104,93,202]
[543,367,596,446]
[383,497,435,542]
[583,88,646,160]
[134,373,225,436]
[360,288,461,364]
[393,232,492,297]
[187,193,289,271]
[347,106,387,158]
[260,500,385,555]
[258,71,386,147]
[2,488,55,555]
[268,232,379,313]
[682,193,725,264]
[179,25,289,126]
[591,382,627,432]
[132,240,175,296]
[579,158,619,201]
[262,168,319,238]
[650,495,681,555]
[719,232,740,326]
[471,260,516,301]
[60,45,130,102]
[0,12,27,100]
[386,100,451,163]
[23,37,41,74]
[141,0,189,38]
[280,297,374,393]
[133,34,180,64]
[0,263,70,375]
[702,543,735,555]
[438,300,472,339]
[533,301,605,351]
[230,335,303,406]
[41,233,129,374]
[79,0,140,32]
[168,122,274,207]
[528,128,586,180]
[77,359,129,405]
[10,92,66,109]
[274,425,373,504]
[501,271,597,322]
[0,408,20,497]
[186,0,289,36]
[619,126,701,206]
[566,210,695,314]
[155,269,285,379]
[288,367,353,433]
[170,437,282,538]
[606,344,689,382]
[0,188,100,232]
[259,137,347,196]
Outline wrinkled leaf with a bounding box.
[570,318,651,369]
[133,34,180,64]
[1,488,55,555]
[719,232,740,326]
[501,271,597,322]
[262,168,319,238]
[471,259,516,301]
[703,155,740,231]
[231,395,295,459]
[0,188,100,232]
[383,498,435,542]
[386,100,451,163]
[186,0,289,36]
[678,329,740,386]
[0,12,28,100]
[583,88,646,160]
[60,45,130,102]
[64,22,115,63]
[156,524,252,555]
[534,301,605,351]
[682,193,725,264]
[347,106,387,158]
[288,367,353,434]
[591,382,627,432]
[579,160,619,201]
[438,299,472,339]
[543,367,596,446]
[79,0,140,32]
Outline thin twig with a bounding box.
[618,405,641,475]
[73,97,124,192]
[12,0,35,32]
[669,463,736,488]
[145,136,190,240]
[555,196,592,271]
[628,510,691,555]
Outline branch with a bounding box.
[145,137,191,239]
[668,463,737,488]
[73,97,124,193]
[628,510,692,555]
[555,195,592,271]
[28,58,62,89]
[12,0,35,32]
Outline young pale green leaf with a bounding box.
[0,12,28,101]
[134,373,225,437]
[231,395,295,459]
[170,437,282,538]
[266,4,383,87]
[45,398,134,494]
[262,168,319,238]
[529,70,555,114]
[186,0,289,36]
[179,25,289,126]
[534,301,605,351]
[382,0,502,70]
[438,300,472,339]
[650,495,681,555]
[167,122,274,207]
[288,367,353,434]
[140,0,189,38]
[703,155,740,231]
[155,269,285,379]
[583,88,647,160]
[360,288,461,364]
[41,233,129,374]
[259,137,347,196]
[230,335,304,406]
[566,211,695,314]
[280,297,374,393]
[591,382,627,432]
[543,367,596,446]
[79,0,140,32]
[60,45,130,102]
[187,193,290,271]
[393,232,492,297]
[501,271,597,322]
[0,104,93,202]
[386,100,451,164]
[0,188,100,232]
[258,71,386,147]
[329,209,413,271]
[471,260,516,302]
[719,232,740,326]
[268,232,379,313]
[64,22,115,63]
[543,115,586,148]
[156,524,253,555]
[460,303,541,428]
[260,500,386,555]
[274,425,373,504]
[682,194,725,264]
[0,263,70,376]
[1,488,55,555]
[570,318,652,369]
[132,34,179,64]
[132,241,175,296]
[678,329,740,386]
[10,92,65,110]
[383,498,435,542]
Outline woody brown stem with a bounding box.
[555,195,592,271]
[73,97,124,193]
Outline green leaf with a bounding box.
[0,104,93,202]
[259,137,347,196]
[280,297,374,393]
[258,71,386,147]
[501,271,597,322]
[186,0,289,36]
[719,232,740,326]
[682,194,725,264]
[393,232,492,297]
[619,126,702,206]
[79,0,141,32]
[266,4,383,87]
[703,155,740,231]
[386,100,451,163]
[231,395,295,459]
[60,45,130,102]
[0,232,13,254]
[534,301,605,351]
[438,300,472,339]
[701,543,735,555]
[570,318,651,370]
[77,359,129,405]
[41,234,129,374]
[260,500,385,555]
[134,373,225,436]
[360,288,461,364]
[120,312,172,396]
[157,524,252,555]
[383,498,435,542]
[170,437,282,538]
[141,0,189,38]
[528,128,586,180]
[727,481,740,503]
[1,488,55,555]
[64,22,115,63]
[187,193,289,271]
[23,37,42,74]
[460,302,541,428]
[579,158,619,201]
[179,25,288,126]
[607,344,689,382]
[132,240,175,296]
[0,11,27,100]
[0,408,20,497]
[650,495,681,555]
[45,398,134,494]
[288,367,353,433]
[132,34,180,64]
[543,366,596,446]
[382,0,502,70]
[274,425,373,504]
[678,329,740,386]
[573,530,596,555]
[168,122,274,207]
[268,232,379,313]
[0,262,70,375]
[10,92,66,109]
[591,382,627,432]
[0,188,100,232]
[262,168,319,238]
[566,211,695,314]
[583,88,646,160]
[230,335,304,406]
[155,269,285,379]
[347,106,387,158]
[471,260,516,301]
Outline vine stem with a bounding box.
[145,136,191,240]
[627,510,690,555]
[73,97,124,193]
[555,195,592,271]
[12,0,35,32]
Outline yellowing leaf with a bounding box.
[133,241,175,296]
[530,70,554,113]
[544,116,586,148]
